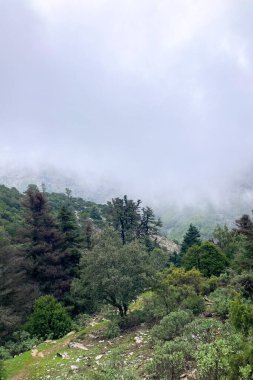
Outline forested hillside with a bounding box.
[2,184,253,379]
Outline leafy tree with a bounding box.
[25,295,72,339]
[183,241,228,277]
[213,224,246,261]
[181,224,201,254]
[106,195,141,244]
[235,214,253,239]
[72,229,152,316]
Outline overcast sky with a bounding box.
[0,0,253,203]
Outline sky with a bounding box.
[0,0,253,203]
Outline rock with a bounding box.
[95,354,103,360]
[66,331,75,337]
[71,365,79,372]
[31,349,38,357]
[69,342,89,350]
[57,352,70,359]
[37,352,44,358]
[134,336,143,344]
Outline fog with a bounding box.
[1,0,253,205]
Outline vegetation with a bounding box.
[2,183,253,379]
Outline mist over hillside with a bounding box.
[1,164,253,241]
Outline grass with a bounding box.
[4,317,152,380]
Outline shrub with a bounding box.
[209,288,236,319]
[182,318,229,346]
[72,313,90,331]
[151,310,193,342]
[229,297,253,336]
[181,293,205,315]
[3,331,40,357]
[196,336,242,380]
[25,295,72,340]
[229,340,253,380]
[0,361,5,380]
[104,320,120,339]
[147,338,194,380]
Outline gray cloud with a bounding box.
[0,0,253,203]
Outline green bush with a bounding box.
[196,335,242,380]
[151,310,193,342]
[147,338,194,380]
[182,318,229,346]
[104,320,120,339]
[229,297,253,336]
[209,288,236,319]
[181,293,205,315]
[2,331,39,358]
[229,340,253,380]
[0,361,5,380]
[25,295,72,340]
[0,347,10,361]
[118,310,150,330]
[72,313,90,331]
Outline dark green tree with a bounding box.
[57,205,81,273]
[181,224,201,254]
[106,195,141,244]
[183,241,228,277]
[21,185,72,299]
[25,295,72,339]
[72,229,152,316]
[0,227,37,343]
[137,206,162,238]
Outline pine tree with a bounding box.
[21,185,71,299]
[0,227,36,343]
[181,224,201,254]
[137,206,162,238]
[57,205,81,274]
[106,195,141,244]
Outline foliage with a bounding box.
[151,310,193,342]
[183,241,228,277]
[180,224,201,254]
[147,338,194,380]
[104,320,120,339]
[0,331,40,359]
[196,337,240,380]
[0,360,5,380]
[213,224,246,261]
[182,318,229,346]
[229,297,253,336]
[231,272,253,300]
[162,267,205,294]
[0,227,36,343]
[209,287,237,319]
[181,292,205,315]
[72,230,152,316]
[106,196,161,245]
[25,295,72,339]
[72,313,90,331]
